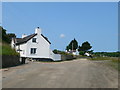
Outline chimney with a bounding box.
[22,34,27,38]
[35,27,41,34]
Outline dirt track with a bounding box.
[2,59,118,88]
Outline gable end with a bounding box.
[41,34,51,44]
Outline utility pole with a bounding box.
[72,42,73,52]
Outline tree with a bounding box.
[0,26,10,43]
[78,41,92,52]
[78,45,84,51]
[53,49,67,55]
[66,45,69,51]
[53,49,58,54]
[7,33,16,41]
[66,38,78,51]
[79,51,85,55]
[0,26,16,43]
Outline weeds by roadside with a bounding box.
[89,57,118,61]
[89,56,120,71]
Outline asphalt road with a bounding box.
[2,59,118,88]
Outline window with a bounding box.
[32,38,36,43]
[23,50,25,54]
[31,48,37,54]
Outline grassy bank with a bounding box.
[0,42,19,55]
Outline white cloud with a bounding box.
[60,34,65,38]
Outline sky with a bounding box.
[2,2,118,52]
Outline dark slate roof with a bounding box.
[16,34,37,45]
[15,33,51,45]
[41,34,51,44]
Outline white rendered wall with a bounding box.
[19,43,27,57]
[49,50,61,61]
[11,39,15,49]
[25,35,50,58]
[14,43,27,57]
[12,28,60,60]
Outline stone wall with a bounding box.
[2,55,21,68]
[61,54,76,61]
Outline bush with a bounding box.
[53,49,73,56]
[79,51,85,55]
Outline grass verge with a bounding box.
[90,57,118,61]
[105,59,120,72]
[90,56,120,71]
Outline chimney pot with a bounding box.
[22,34,27,38]
[35,27,41,34]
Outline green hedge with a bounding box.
[93,52,120,57]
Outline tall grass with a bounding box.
[90,57,118,61]
[0,43,19,55]
[90,56,120,71]
[107,59,120,71]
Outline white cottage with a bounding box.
[11,27,61,61]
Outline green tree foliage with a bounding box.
[53,49,68,55]
[66,38,78,51]
[66,45,69,51]
[0,26,16,43]
[53,49,58,54]
[78,41,92,52]
[79,51,85,55]
[7,33,16,41]
[87,50,94,54]
[0,26,10,43]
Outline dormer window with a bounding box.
[32,38,36,43]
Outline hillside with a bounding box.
[0,26,19,55]
[0,39,19,55]
[1,43,19,55]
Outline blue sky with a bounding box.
[2,2,118,52]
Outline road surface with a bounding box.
[2,59,118,88]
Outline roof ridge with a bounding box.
[15,33,51,45]
[16,33,37,45]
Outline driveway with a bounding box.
[2,59,118,88]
